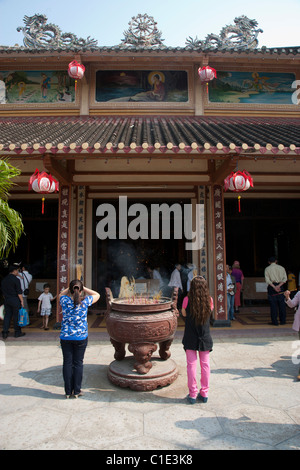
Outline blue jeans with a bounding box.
[60,338,88,395]
[227,294,235,320]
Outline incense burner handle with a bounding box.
[171,287,179,316]
[105,287,113,316]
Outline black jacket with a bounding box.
[1,273,22,307]
[182,301,213,352]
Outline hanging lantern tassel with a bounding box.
[238,195,241,213]
[42,197,45,215]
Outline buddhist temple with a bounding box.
[1,13,299,326]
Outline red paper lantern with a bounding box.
[198,66,217,93]
[29,169,59,214]
[224,170,253,212]
[68,60,85,90]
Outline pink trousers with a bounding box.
[186,349,210,399]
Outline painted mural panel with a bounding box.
[95,70,188,102]
[0,70,75,104]
[209,71,296,104]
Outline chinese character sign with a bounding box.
[56,185,71,321]
[213,185,227,322]
[198,186,207,277]
[76,186,86,281]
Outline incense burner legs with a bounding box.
[128,342,157,374]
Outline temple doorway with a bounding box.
[92,198,192,307]
[225,198,300,277]
[7,199,58,279]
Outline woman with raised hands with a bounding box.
[59,280,100,398]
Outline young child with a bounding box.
[181,276,213,404]
[284,289,300,380]
[37,283,56,330]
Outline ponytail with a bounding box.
[69,279,83,307]
[73,286,80,306]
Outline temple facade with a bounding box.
[0,14,299,325]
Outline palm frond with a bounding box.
[0,158,21,200]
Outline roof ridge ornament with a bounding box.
[17,14,98,48]
[121,14,165,48]
[186,15,263,50]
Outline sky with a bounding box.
[0,0,300,48]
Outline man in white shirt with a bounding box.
[18,265,33,314]
[264,256,287,325]
[168,264,183,290]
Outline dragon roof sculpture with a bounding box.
[186,16,263,50]
[17,14,98,48]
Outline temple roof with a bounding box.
[1,45,300,56]
[1,115,299,156]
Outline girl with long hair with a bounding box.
[181,276,213,404]
[59,280,100,398]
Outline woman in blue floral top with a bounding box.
[59,280,100,398]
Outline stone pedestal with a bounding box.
[108,357,178,391]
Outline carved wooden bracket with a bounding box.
[43,154,72,186]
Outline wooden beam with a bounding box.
[211,158,238,185]
[43,155,72,185]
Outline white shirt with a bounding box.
[168,268,183,290]
[19,270,32,296]
[38,292,54,309]
[264,263,287,285]
[152,269,164,289]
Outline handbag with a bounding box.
[228,283,235,295]
[18,307,30,327]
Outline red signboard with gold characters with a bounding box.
[56,185,71,322]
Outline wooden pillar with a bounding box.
[211,184,230,327]
[56,185,72,324]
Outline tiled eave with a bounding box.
[1,115,300,157]
[1,45,300,58]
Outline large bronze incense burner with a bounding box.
[105,286,179,391]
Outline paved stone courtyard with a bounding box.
[0,334,300,450]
